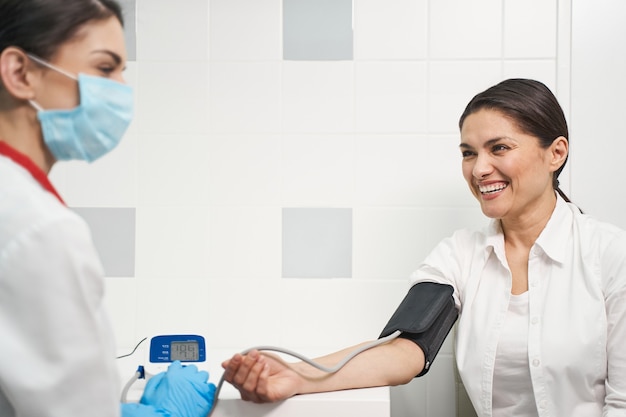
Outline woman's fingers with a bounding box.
[222,350,267,402]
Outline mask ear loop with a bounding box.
[26,53,79,112]
[26,53,78,81]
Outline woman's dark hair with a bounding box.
[459,78,573,203]
[0,0,123,60]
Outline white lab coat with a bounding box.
[411,196,626,416]
[0,154,121,416]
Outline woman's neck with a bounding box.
[500,191,557,249]
[0,107,53,173]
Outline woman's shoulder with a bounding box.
[568,205,626,274]
[570,203,626,246]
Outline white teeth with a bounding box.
[479,183,508,194]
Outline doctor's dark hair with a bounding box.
[458,78,572,203]
[0,0,123,60]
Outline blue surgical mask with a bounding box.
[27,54,133,162]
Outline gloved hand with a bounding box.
[121,402,162,417]
[139,361,216,417]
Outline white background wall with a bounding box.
[48,0,626,416]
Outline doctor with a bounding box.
[0,0,214,416]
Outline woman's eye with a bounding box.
[492,144,508,152]
[99,66,114,74]
[461,150,475,158]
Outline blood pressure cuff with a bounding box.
[379,282,458,377]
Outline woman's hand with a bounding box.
[221,350,301,403]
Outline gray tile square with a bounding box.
[283,0,353,61]
[282,208,352,278]
[119,0,136,61]
[73,207,136,277]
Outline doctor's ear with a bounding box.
[0,47,39,100]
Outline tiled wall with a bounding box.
[48,1,585,416]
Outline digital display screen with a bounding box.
[170,341,199,361]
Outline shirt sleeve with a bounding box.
[602,231,626,414]
[0,213,121,417]
[409,228,472,310]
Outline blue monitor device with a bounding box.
[149,334,206,364]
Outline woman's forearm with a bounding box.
[292,337,425,394]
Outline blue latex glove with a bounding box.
[140,361,216,417]
[121,402,162,417]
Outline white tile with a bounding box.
[205,278,283,350]
[391,378,428,417]
[428,61,502,133]
[279,279,409,349]
[353,208,432,281]
[123,61,139,137]
[137,133,211,206]
[429,0,502,59]
[136,62,209,134]
[210,0,281,61]
[208,134,282,206]
[282,134,354,206]
[207,206,281,279]
[426,354,457,416]
[355,134,425,206]
[209,62,281,133]
[355,135,441,206]
[282,62,354,133]
[354,0,427,60]
[426,135,479,208]
[570,0,626,228]
[136,0,209,61]
[134,278,211,340]
[353,207,486,281]
[50,133,138,207]
[104,278,138,349]
[503,60,557,92]
[504,0,557,58]
[135,207,210,278]
[555,0,572,114]
[355,62,428,133]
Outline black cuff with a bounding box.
[379,282,458,377]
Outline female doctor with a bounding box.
[221,79,626,416]
[0,0,214,416]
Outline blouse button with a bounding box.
[532,359,541,367]
[531,316,539,325]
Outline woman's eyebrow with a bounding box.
[90,49,122,66]
[459,137,510,150]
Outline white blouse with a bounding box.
[410,196,626,417]
[492,292,538,416]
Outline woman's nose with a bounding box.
[472,153,492,179]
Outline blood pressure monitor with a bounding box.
[147,334,206,373]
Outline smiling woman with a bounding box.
[0,1,215,416]
[459,79,570,202]
[221,79,626,417]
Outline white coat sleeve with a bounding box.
[602,232,626,414]
[0,214,121,417]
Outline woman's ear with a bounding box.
[0,47,38,100]
[550,136,569,173]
